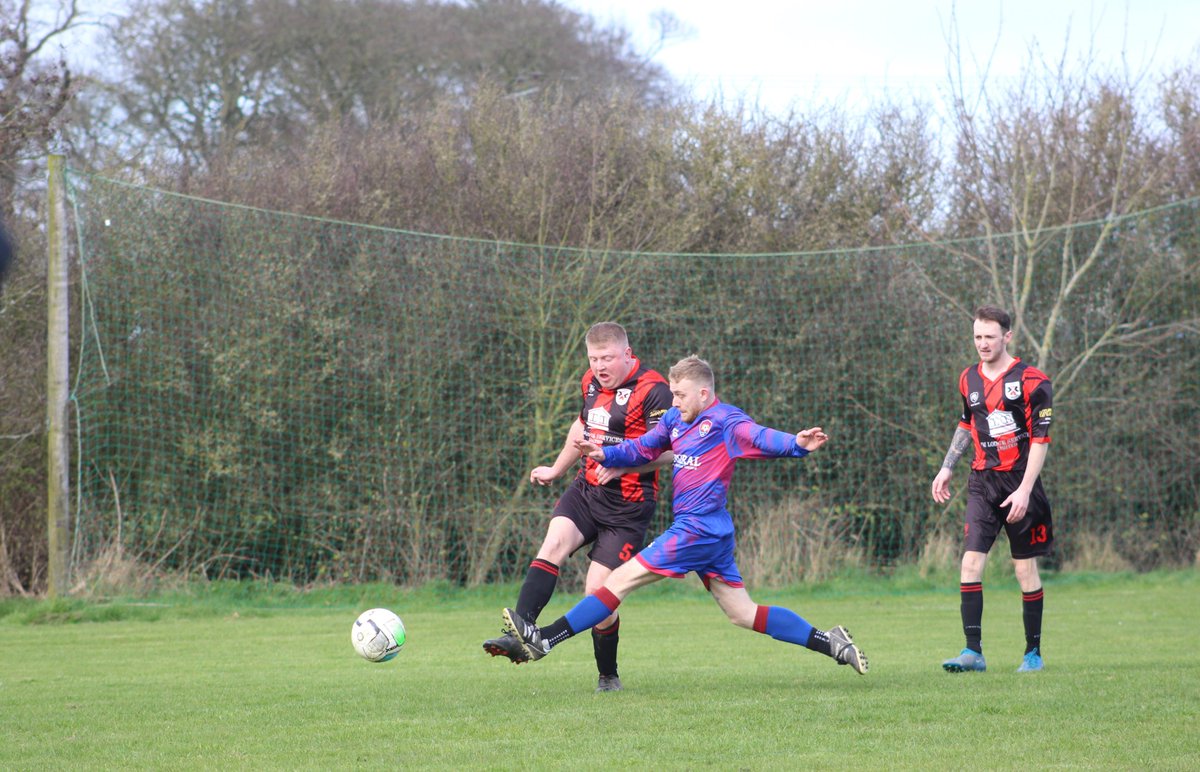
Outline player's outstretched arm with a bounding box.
[578,419,673,468]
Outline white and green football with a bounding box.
[351,608,405,662]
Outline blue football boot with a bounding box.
[942,648,987,672]
[1017,648,1044,672]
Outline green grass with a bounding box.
[2,571,1198,769]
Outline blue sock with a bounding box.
[541,588,623,648]
[564,593,617,633]
[754,605,814,647]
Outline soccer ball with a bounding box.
[351,608,405,662]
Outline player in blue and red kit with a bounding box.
[502,355,868,676]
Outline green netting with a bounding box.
[67,171,1200,585]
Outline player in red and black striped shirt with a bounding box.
[484,322,673,691]
[931,306,1053,674]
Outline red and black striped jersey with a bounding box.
[577,357,673,504]
[958,358,1053,472]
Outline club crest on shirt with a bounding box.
[616,388,631,406]
[587,383,596,396]
[1005,381,1021,400]
[969,391,980,406]
[698,419,712,437]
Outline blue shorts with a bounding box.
[635,519,745,589]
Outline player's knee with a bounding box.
[584,576,608,596]
[1013,558,1039,586]
[536,545,569,563]
[960,551,987,579]
[728,610,755,629]
[720,598,757,628]
[536,534,573,562]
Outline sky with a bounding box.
[562,0,1200,114]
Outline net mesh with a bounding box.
[67,171,1200,585]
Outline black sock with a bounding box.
[1022,587,1044,653]
[515,558,559,622]
[961,581,983,653]
[592,617,620,677]
[805,628,833,657]
[541,616,573,648]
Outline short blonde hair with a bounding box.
[669,355,714,389]
[585,321,629,349]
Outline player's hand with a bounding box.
[931,468,953,503]
[1000,487,1031,523]
[796,427,828,451]
[595,466,628,485]
[529,466,558,486]
[572,439,605,461]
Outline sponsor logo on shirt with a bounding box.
[981,432,1027,449]
[985,409,1018,437]
[587,406,611,432]
[1005,381,1021,400]
[674,453,702,470]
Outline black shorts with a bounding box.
[964,470,1053,559]
[553,475,657,570]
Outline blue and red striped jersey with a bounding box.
[600,398,809,536]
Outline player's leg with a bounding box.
[1008,481,1052,672]
[521,515,587,618]
[520,480,599,622]
[943,548,990,672]
[504,557,661,661]
[583,560,622,690]
[708,580,868,674]
[1013,557,1044,671]
[960,549,988,645]
[484,491,591,662]
[944,473,1001,673]
[585,509,652,691]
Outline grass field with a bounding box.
[2,570,1197,770]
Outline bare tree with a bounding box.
[106,0,285,170]
[936,24,1196,398]
[1159,62,1200,201]
[0,0,78,217]
[92,0,674,170]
